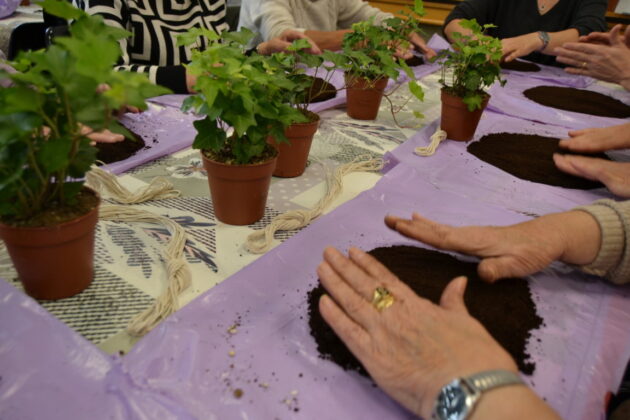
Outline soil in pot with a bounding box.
[96,129,145,164]
[345,75,389,120]
[307,76,337,103]
[500,60,541,72]
[271,110,320,178]
[0,188,100,300]
[201,144,277,225]
[468,132,610,189]
[440,89,489,141]
[404,55,424,67]
[523,86,630,118]
[307,246,542,376]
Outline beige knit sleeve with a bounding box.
[575,199,630,284]
[337,0,393,28]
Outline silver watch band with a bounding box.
[463,369,524,394]
[537,31,550,51]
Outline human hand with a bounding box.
[578,24,630,47]
[317,246,518,418]
[555,25,630,88]
[558,123,630,153]
[79,124,124,145]
[408,32,437,60]
[553,154,630,197]
[257,29,322,55]
[384,212,601,281]
[501,33,543,62]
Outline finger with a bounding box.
[318,260,376,328]
[477,256,523,282]
[392,212,477,255]
[553,153,583,177]
[347,247,417,298]
[609,24,622,46]
[439,276,469,314]
[319,294,371,361]
[322,247,378,301]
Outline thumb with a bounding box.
[610,24,622,46]
[440,276,468,314]
[478,256,518,282]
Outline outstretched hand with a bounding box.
[554,154,630,198]
[317,246,517,419]
[558,123,630,153]
[501,33,542,62]
[409,32,437,60]
[384,212,601,281]
[257,30,322,55]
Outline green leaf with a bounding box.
[192,117,226,152]
[463,94,483,111]
[38,136,72,172]
[408,81,424,101]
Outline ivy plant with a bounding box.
[179,28,307,165]
[265,38,338,115]
[434,19,505,111]
[0,0,168,223]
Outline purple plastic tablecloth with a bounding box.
[121,163,630,420]
[385,110,622,216]
[2,163,629,419]
[487,74,630,130]
[102,106,199,174]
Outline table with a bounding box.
[1,57,630,420]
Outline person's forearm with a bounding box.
[304,30,351,51]
[444,19,473,42]
[469,386,561,420]
[541,28,580,55]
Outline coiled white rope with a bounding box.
[86,165,181,203]
[245,156,384,254]
[414,128,448,156]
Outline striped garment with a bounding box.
[75,0,229,93]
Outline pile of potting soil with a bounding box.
[307,246,542,377]
[307,76,337,103]
[467,132,609,189]
[500,60,541,72]
[523,86,630,118]
[96,130,146,164]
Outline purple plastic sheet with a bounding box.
[122,163,630,420]
[102,106,199,174]
[384,111,622,216]
[487,75,630,130]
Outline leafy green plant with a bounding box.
[0,0,168,224]
[179,28,307,165]
[434,19,505,111]
[266,38,338,115]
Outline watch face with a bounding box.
[434,381,469,420]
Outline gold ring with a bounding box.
[581,61,587,69]
[372,286,395,311]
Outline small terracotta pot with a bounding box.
[345,75,389,120]
[270,113,320,178]
[0,195,100,300]
[440,89,490,142]
[201,151,277,225]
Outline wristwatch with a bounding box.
[537,31,550,51]
[431,370,524,420]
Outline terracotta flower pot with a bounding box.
[440,89,490,142]
[270,112,320,178]
[201,151,277,225]
[0,194,100,300]
[345,75,389,120]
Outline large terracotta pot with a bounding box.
[201,151,277,225]
[440,89,490,142]
[271,112,320,178]
[0,194,100,300]
[345,75,389,120]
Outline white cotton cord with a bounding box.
[245,156,384,254]
[414,128,447,156]
[99,205,192,337]
[0,241,16,281]
[86,165,181,204]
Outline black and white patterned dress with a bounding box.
[76,0,229,93]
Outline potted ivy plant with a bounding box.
[266,39,338,177]
[0,0,168,300]
[333,1,427,120]
[180,28,306,224]
[435,19,505,141]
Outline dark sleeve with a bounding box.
[443,0,501,29]
[155,66,189,94]
[568,0,607,36]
